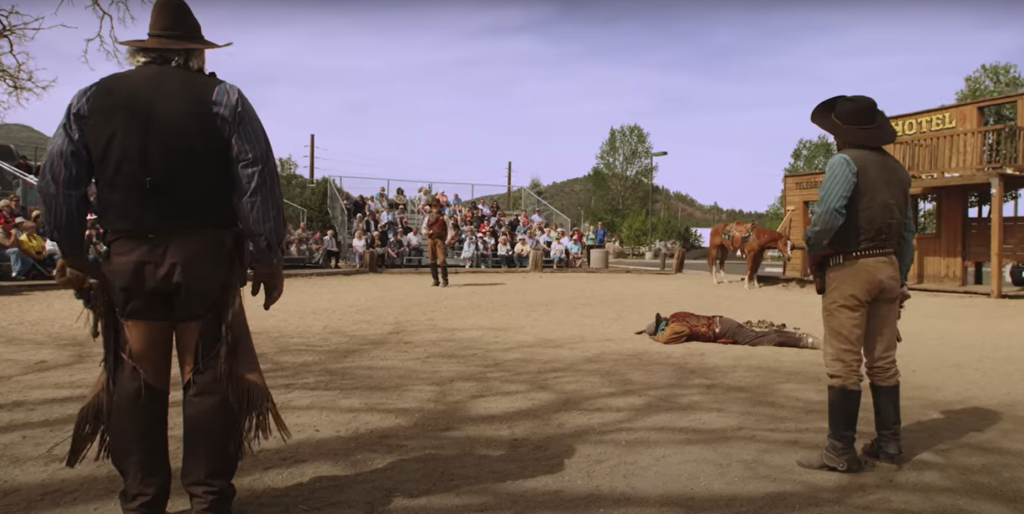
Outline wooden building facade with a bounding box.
[781,92,1024,298]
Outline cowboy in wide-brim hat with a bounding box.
[798,93,912,475]
[810,95,897,147]
[119,0,232,50]
[37,0,290,512]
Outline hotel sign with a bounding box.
[891,112,957,137]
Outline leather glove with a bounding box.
[54,259,93,290]
[250,268,284,311]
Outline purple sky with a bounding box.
[8,0,1024,211]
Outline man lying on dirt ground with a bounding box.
[636,312,820,349]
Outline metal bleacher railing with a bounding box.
[326,175,573,266]
[326,180,348,260]
[0,160,39,206]
[328,175,571,231]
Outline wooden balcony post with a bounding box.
[990,175,1005,298]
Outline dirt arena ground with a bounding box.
[1,271,1022,514]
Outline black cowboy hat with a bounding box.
[119,0,231,50]
[810,95,897,147]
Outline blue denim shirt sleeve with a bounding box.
[212,81,287,270]
[37,85,97,258]
[803,154,857,255]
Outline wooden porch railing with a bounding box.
[888,124,1024,176]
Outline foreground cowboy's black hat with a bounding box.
[119,0,232,50]
[810,95,897,147]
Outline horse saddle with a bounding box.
[722,227,752,244]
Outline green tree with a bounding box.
[277,155,299,175]
[955,61,1024,126]
[764,135,837,228]
[277,154,333,232]
[616,210,651,249]
[679,226,703,250]
[954,61,1023,209]
[783,135,837,175]
[587,124,658,227]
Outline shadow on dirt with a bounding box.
[904,406,1003,462]
[4,327,1020,514]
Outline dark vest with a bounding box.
[828,148,911,253]
[428,213,448,240]
[86,65,236,233]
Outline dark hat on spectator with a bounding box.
[810,95,897,147]
[120,0,232,50]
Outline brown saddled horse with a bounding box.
[707,221,754,284]
[738,227,793,289]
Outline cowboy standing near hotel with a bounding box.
[796,95,916,473]
[426,199,450,286]
[38,1,290,512]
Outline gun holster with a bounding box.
[812,263,826,295]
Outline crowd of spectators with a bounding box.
[343,186,611,270]
[282,221,344,268]
[0,194,62,280]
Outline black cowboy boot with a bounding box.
[862,383,903,465]
[108,363,172,514]
[440,265,449,287]
[181,326,241,514]
[796,387,863,472]
[430,263,440,286]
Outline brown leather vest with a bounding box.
[828,148,911,253]
[427,213,447,240]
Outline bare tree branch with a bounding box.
[0,6,69,117]
[0,1,150,120]
[57,0,151,66]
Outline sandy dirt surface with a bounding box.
[1,271,1022,514]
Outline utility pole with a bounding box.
[308,134,315,181]
[506,161,512,210]
[648,151,667,243]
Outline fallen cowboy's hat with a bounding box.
[636,313,664,336]
[810,95,897,147]
[119,0,232,50]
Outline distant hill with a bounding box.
[475,175,770,229]
[0,123,51,162]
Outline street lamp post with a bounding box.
[649,151,668,244]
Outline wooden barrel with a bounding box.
[672,248,686,274]
[528,249,544,272]
[590,248,609,269]
[366,252,378,273]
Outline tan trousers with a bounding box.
[427,237,447,265]
[821,255,902,390]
